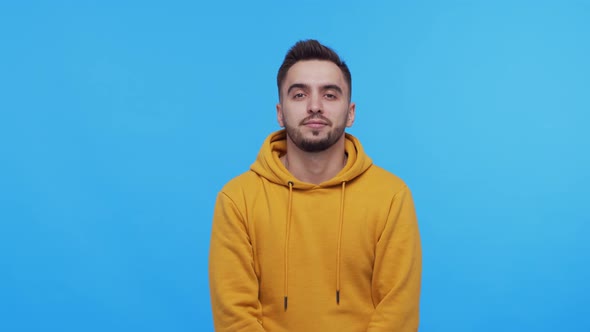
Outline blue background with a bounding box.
[1,1,588,331]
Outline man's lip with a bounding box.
[303,121,328,125]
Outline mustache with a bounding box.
[299,114,332,126]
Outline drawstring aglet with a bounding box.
[336,290,340,305]
[284,296,288,311]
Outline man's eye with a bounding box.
[294,93,305,98]
[325,94,336,99]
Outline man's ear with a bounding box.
[276,103,285,127]
[346,102,356,127]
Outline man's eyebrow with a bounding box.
[322,84,343,95]
[287,83,344,95]
[287,83,309,94]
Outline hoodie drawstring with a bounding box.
[284,181,294,311]
[336,181,345,305]
[283,180,347,310]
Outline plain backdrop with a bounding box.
[1,1,589,331]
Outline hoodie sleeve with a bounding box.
[366,185,422,332]
[209,191,265,332]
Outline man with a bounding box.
[209,40,421,331]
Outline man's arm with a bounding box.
[367,185,422,332]
[209,191,265,332]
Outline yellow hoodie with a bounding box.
[209,130,421,332]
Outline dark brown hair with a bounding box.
[277,40,352,101]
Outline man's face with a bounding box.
[277,60,355,153]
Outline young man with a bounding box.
[209,40,421,332]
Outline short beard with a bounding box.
[284,123,346,153]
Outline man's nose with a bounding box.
[307,93,323,113]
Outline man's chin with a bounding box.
[297,136,335,153]
[285,126,341,152]
[307,130,325,137]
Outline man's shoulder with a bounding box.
[218,170,261,197]
[362,164,410,194]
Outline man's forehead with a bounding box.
[284,60,347,88]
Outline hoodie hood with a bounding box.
[250,129,373,188]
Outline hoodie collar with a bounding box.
[250,130,372,189]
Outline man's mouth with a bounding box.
[301,116,331,127]
[302,120,329,129]
[303,120,328,125]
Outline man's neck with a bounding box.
[280,136,348,185]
